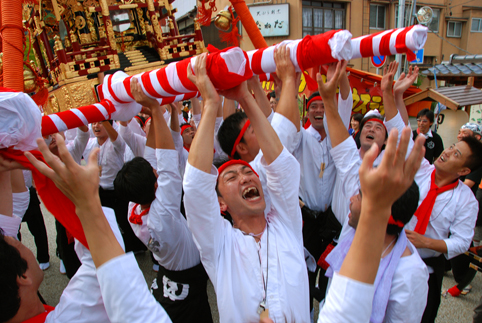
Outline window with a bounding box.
[426,8,440,33]
[447,21,462,37]
[302,1,345,37]
[472,18,482,32]
[370,5,385,29]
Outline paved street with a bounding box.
[21,203,481,322]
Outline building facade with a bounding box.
[173,0,482,75]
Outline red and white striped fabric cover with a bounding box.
[351,25,428,61]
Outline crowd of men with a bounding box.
[1,45,482,323]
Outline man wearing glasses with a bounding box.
[413,109,444,164]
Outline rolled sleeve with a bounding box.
[318,272,375,323]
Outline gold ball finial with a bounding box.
[214,10,232,32]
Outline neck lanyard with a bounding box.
[257,223,269,315]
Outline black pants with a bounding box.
[55,220,81,278]
[451,247,477,291]
[20,187,50,263]
[421,255,446,323]
[98,186,146,253]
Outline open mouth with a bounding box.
[242,187,260,201]
[366,134,374,140]
[314,116,323,120]
[440,155,446,162]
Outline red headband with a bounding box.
[307,96,322,109]
[134,115,145,128]
[217,159,259,179]
[230,119,251,159]
[388,215,405,228]
[365,118,387,132]
[181,124,193,135]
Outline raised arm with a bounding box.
[187,53,221,173]
[103,120,119,142]
[393,65,419,125]
[381,61,399,122]
[247,75,272,118]
[318,61,349,148]
[273,44,300,132]
[223,98,236,120]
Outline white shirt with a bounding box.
[384,242,428,323]
[83,136,125,190]
[128,149,200,271]
[272,91,353,212]
[66,128,90,165]
[183,148,310,323]
[97,253,172,323]
[119,122,146,162]
[406,157,478,260]
[331,112,408,226]
[46,207,125,323]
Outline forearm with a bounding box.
[103,121,119,142]
[339,71,350,100]
[170,104,180,133]
[152,104,175,150]
[425,237,448,254]
[251,79,272,118]
[383,90,398,122]
[340,204,389,284]
[76,200,124,268]
[188,100,219,173]
[239,95,282,165]
[223,98,235,120]
[146,117,156,149]
[276,78,300,131]
[0,171,12,217]
[394,93,409,125]
[325,96,349,148]
[10,169,26,193]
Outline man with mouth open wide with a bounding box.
[182,52,427,323]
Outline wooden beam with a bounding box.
[427,89,460,110]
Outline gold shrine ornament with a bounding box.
[214,10,232,32]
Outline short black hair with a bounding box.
[0,229,28,322]
[460,136,482,172]
[388,181,420,235]
[306,91,322,109]
[269,91,276,99]
[416,109,434,123]
[114,157,157,205]
[217,112,248,160]
[351,113,363,123]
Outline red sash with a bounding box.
[23,305,55,323]
[414,170,458,234]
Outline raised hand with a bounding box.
[131,78,159,109]
[359,126,425,212]
[187,53,221,106]
[25,134,100,209]
[274,44,296,83]
[316,60,347,103]
[393,65,419,96]
[0,154,25,172]
[380,61,399,93]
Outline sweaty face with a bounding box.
[348,192,362,229]
[360,120,387,153]
[92,122,108,139]
[182,127,194,147]
[457,129,474,142]
[5,237,44,289]
[434,141,471,176]
[217,164,266,218]
[308,100,325,131]
[417,116,432,135]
